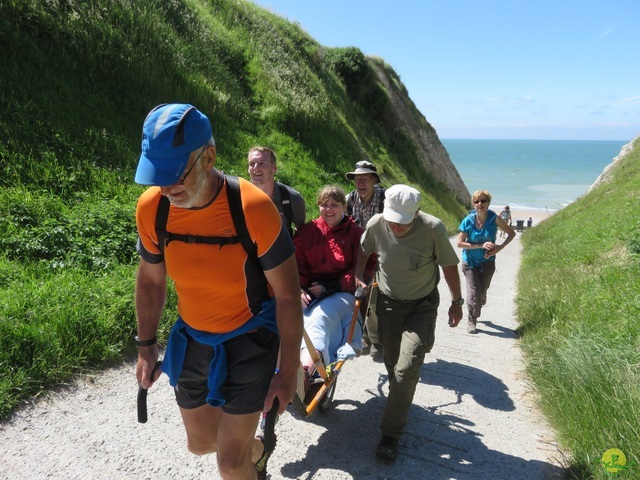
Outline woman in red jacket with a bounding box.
[294,186,375,374]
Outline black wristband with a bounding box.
[135,335,157,347]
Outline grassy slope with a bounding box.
[0,0,466,417]
[517,138,640,478]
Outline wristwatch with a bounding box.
[451,298,465,306]
[135,335,158,347]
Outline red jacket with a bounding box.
[294,215,375,294]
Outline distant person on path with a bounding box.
[345,160,386,358]
[498,205,512,238]
[354,184,463,461]
[133,104,303,480]
[294,186,375,377]
[527,217,533,228]
[457,190,515,334]
[248,146,306,235]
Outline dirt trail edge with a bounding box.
[0,234,566,480]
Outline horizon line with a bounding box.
[440,137,631,142]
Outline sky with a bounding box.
[251,0,639,141]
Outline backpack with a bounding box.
[154,175,258,266]
[276,182,294,236]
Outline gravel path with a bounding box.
[0,234,567,479]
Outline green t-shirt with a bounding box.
[361,212,459,301]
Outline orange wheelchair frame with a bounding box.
[291,286,367,417]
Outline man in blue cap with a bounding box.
[134,103,302,479]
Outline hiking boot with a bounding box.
[255,434,275,480]
[467,319,477,334]
[376,435,399,461]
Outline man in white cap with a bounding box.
[345,160,386,358]
[354,184,463,461]
[133,103,302,479]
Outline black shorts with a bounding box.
[175,328,279,414]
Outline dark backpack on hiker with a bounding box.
[276,182,294,237]
[154,175,270,313]
[154,175,259,267]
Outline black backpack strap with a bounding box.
[155,195,171,257]
[225,175,259,263]
[155,193,244,254]
[226,175,268,311]
[378,187,386,212]
[153,176,258,265]
[278,183,294,228]
[152,176,268,313]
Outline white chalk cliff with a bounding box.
[370,59,471,206]
[589,135,640,192]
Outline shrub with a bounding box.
[324,46,371,93]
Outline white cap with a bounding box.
[383,185,421,224]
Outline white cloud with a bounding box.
[598,27,613,39]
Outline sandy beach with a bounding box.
[490,206,555,230]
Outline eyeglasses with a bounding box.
[175,145,206,185]
[354,176,373,184]
[473,199,488,204]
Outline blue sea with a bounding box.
[442,139,628,213]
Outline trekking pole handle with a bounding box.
[137,385,149,424]
[137,361,162,424]
[263,397,279,453]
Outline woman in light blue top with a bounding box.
[457,190,515,333]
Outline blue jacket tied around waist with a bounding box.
[161,298,278,407]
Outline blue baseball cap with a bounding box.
[135,103,214,186]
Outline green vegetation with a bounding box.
[517,138,640,479]
[0,0,467,417]
[2,3,639,478]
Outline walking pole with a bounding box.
[137,361,162,424]
[345,286,366,345]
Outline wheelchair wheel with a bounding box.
[318,378,337,413]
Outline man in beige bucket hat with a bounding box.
[345,160,386,358]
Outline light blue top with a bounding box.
[458,210,498,267]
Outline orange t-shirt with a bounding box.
[136,177,293,333]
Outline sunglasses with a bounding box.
[175,145,206,185]
[473,199,488,204]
